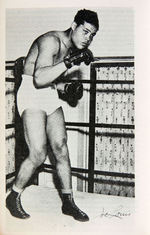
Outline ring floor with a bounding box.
[4,185,135,235]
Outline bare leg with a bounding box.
[46,107,72,190]
[6,109,47,219]
[15,109,47,189]
[46,107,89,222]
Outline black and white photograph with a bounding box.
[1,1,150,235]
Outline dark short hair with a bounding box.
[74,9,99,30]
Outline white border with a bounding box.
[1,0,150,234]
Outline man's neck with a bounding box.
[63,28,77,51]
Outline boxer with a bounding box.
[6,9,99,222]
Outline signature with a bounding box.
[95,205,131,219]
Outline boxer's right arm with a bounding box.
[33,36,67,88]
[33,36,94,88]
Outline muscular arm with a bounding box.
[33,36,67,88]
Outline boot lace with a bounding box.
[72,201,86,216]
[16,195,27,216]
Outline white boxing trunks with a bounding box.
[17,74,61,116]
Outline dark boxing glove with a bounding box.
[84,49,94,65]
[58,81,83,107]
[64,49,94,69]
[65,81,83,100]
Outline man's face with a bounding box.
[71,21,97,49]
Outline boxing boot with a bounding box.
[6,190,30,219]
[62,194,89,222]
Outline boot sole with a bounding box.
[62,210,89,222]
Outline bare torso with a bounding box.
[23,30,71,76]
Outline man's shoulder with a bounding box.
[37,31,61,47]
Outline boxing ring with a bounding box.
[5,56,135,198]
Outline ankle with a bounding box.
[62,193,74,204]
[12,184,24,194]
[61,188,73,194]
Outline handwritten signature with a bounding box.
[95,205,131,219]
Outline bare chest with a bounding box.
[53,42,69,65]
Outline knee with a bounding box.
[29,144,47,167]
[52,136,68,157]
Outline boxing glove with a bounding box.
[64,49,94,69]
[64,81,83,100]
[84,49,94,65]
[58,81,83,107]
